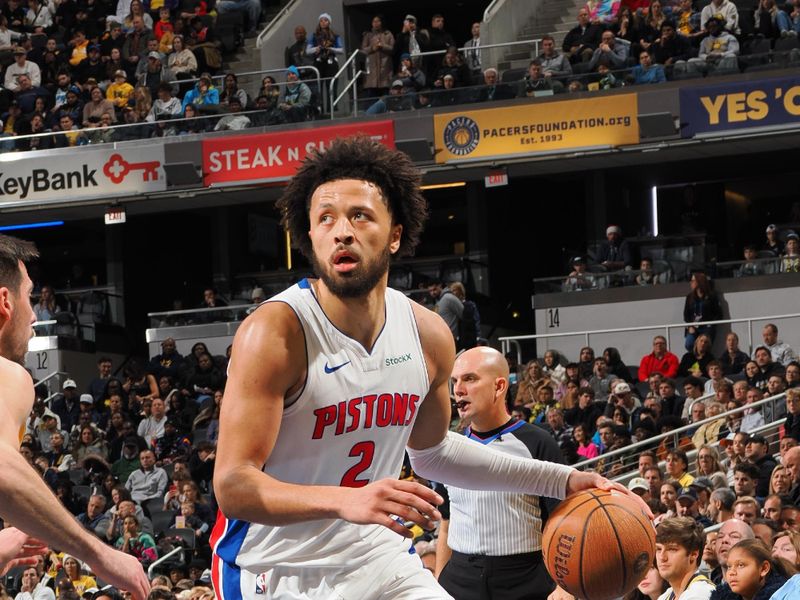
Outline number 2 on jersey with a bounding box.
[340,441,375,488]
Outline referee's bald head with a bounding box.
[455,347,510,380]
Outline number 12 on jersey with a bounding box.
[340,441,375,488]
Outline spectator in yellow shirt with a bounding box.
[69,29,89,67]
[106,70,134,107]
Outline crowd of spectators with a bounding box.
[15,339,226,598]
[2,1,800,152]
[562,221,800,292]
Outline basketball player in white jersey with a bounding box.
[0,234,149,600]
[213,137,649,599]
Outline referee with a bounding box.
[435,347,565,600]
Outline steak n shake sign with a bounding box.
[0,147,166,206]
[202,121,395,186]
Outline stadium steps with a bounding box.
[222,3,285,84]
[496,0,585,71]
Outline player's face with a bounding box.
[308,179,402,299]
[656,542,696,582]
[0,261,36,365]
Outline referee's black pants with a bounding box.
[438,550,555,600]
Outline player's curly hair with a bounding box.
[276,136,428,260]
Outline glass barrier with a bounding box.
[148,304,256,328]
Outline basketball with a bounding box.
[542,488,656,600]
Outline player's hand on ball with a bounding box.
[547,585,575,600]
[566,470,654,519]
[339,478,443,538]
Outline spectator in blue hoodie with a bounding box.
[181,73,219,111]
[632,50,666,84]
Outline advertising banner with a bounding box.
[202,121,395,186]
[433,95,639,163]
[680,74,800,137]
[0,146,166,206]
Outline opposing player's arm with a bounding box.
[214,302,443,537]
[405,306,653,514]
[0,360,149,600]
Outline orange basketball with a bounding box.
[542,488,656,600]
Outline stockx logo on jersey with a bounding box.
[385,353,412,367]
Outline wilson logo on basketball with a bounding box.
[553,534,575,584]
[443,116,480,156]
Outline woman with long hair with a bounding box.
[360,15,394,98]
[623,561,668,600]
[678,334,714,377]
[683,272,722,351]
[219,71,248,107]
[715,538,792,600]
[770,464,793,497]
[604,346,633,382]
[695,445,728,489]
[745,360,761,389]
[306,12,344,97]
[573,423,599,460]
[71,425,109,463]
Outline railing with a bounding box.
[573,391,787,474]
[256,0,300,49]
[410,38,543,62]
[147,304,255,328]
[32,370,70,402]
[147,546,185,578]
[500,311,800,366]
[330,49,363,118]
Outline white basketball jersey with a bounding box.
[212,278,430,589]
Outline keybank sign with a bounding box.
[0,147,166,206]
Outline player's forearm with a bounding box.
[434,519,451,578]
[407,431,574,499]
[215,464,348,525]
[0,442,107,561]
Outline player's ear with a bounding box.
[389,224,402,254]
[0,286,11,322]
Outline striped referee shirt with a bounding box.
[445,418,565,556]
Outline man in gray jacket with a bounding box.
[537,35,572,82]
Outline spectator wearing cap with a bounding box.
[364,79,412,114]
[395,52,425,90]
[564,255,594,291]
[75,44,106,90]
[395,14,429,71]
[700,0,740,33]
[306,12,344,82]
[106,70,134,108]
[687,15,739,75]
[596,224,632,270]
[52,378,81,432]
[111,435,142,483]
[764,223,784,256]
[181,73,219,111]
[278,65,310,122]
[639,335,680,382]
[134,37,161,80]
[781,232,800,273]
[754,323,797,368]
[745,434,777,498]
[154,417,192,463]
[4,45,40,90]
[628,477,651,501]
[138,49,174,98]
[361,15,394,98]
[676,487,713,527]
[605,380,642,429]
[690,477,717,517]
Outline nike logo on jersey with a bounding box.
[324,361,351,374]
